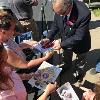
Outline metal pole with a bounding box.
[41,3,44,38]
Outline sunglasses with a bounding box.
[0,15,12,30]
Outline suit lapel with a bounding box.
[69,1,78,23]
[59,15,65,31]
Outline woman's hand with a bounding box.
[44,50,54,59]
[44,82,58,95]
[37,82,58,100]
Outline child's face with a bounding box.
[0,13,15,42]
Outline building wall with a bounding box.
[33,0,54,21]
[32,0,54,35]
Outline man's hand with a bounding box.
[40,38,50,48]
[53,40,61,50]
[44,50,54,59]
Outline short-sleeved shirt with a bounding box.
[3,38,26,60]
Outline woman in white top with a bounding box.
[0,4,53,72]
[0,3,53,96]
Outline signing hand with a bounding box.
[40,38,50,47]
[53,40,61,50]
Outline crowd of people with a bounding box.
[0,0,100,100]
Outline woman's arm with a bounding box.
[6,48,53,69]
[19,40,38,49]
[38,82,57,100]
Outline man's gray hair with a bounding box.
[52,0,73,11]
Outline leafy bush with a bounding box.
[92,8,100,17]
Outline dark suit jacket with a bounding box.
[47,0,91,54]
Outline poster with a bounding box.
[57,82,79,100]
[28,61,62,90]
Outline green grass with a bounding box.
[92,8,100,17]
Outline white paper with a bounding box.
[28,61,62,90]
[57,82,79,100]
[33,43,53,53]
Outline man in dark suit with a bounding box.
[42,0,91,81]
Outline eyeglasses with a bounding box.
[0,15,12,30]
